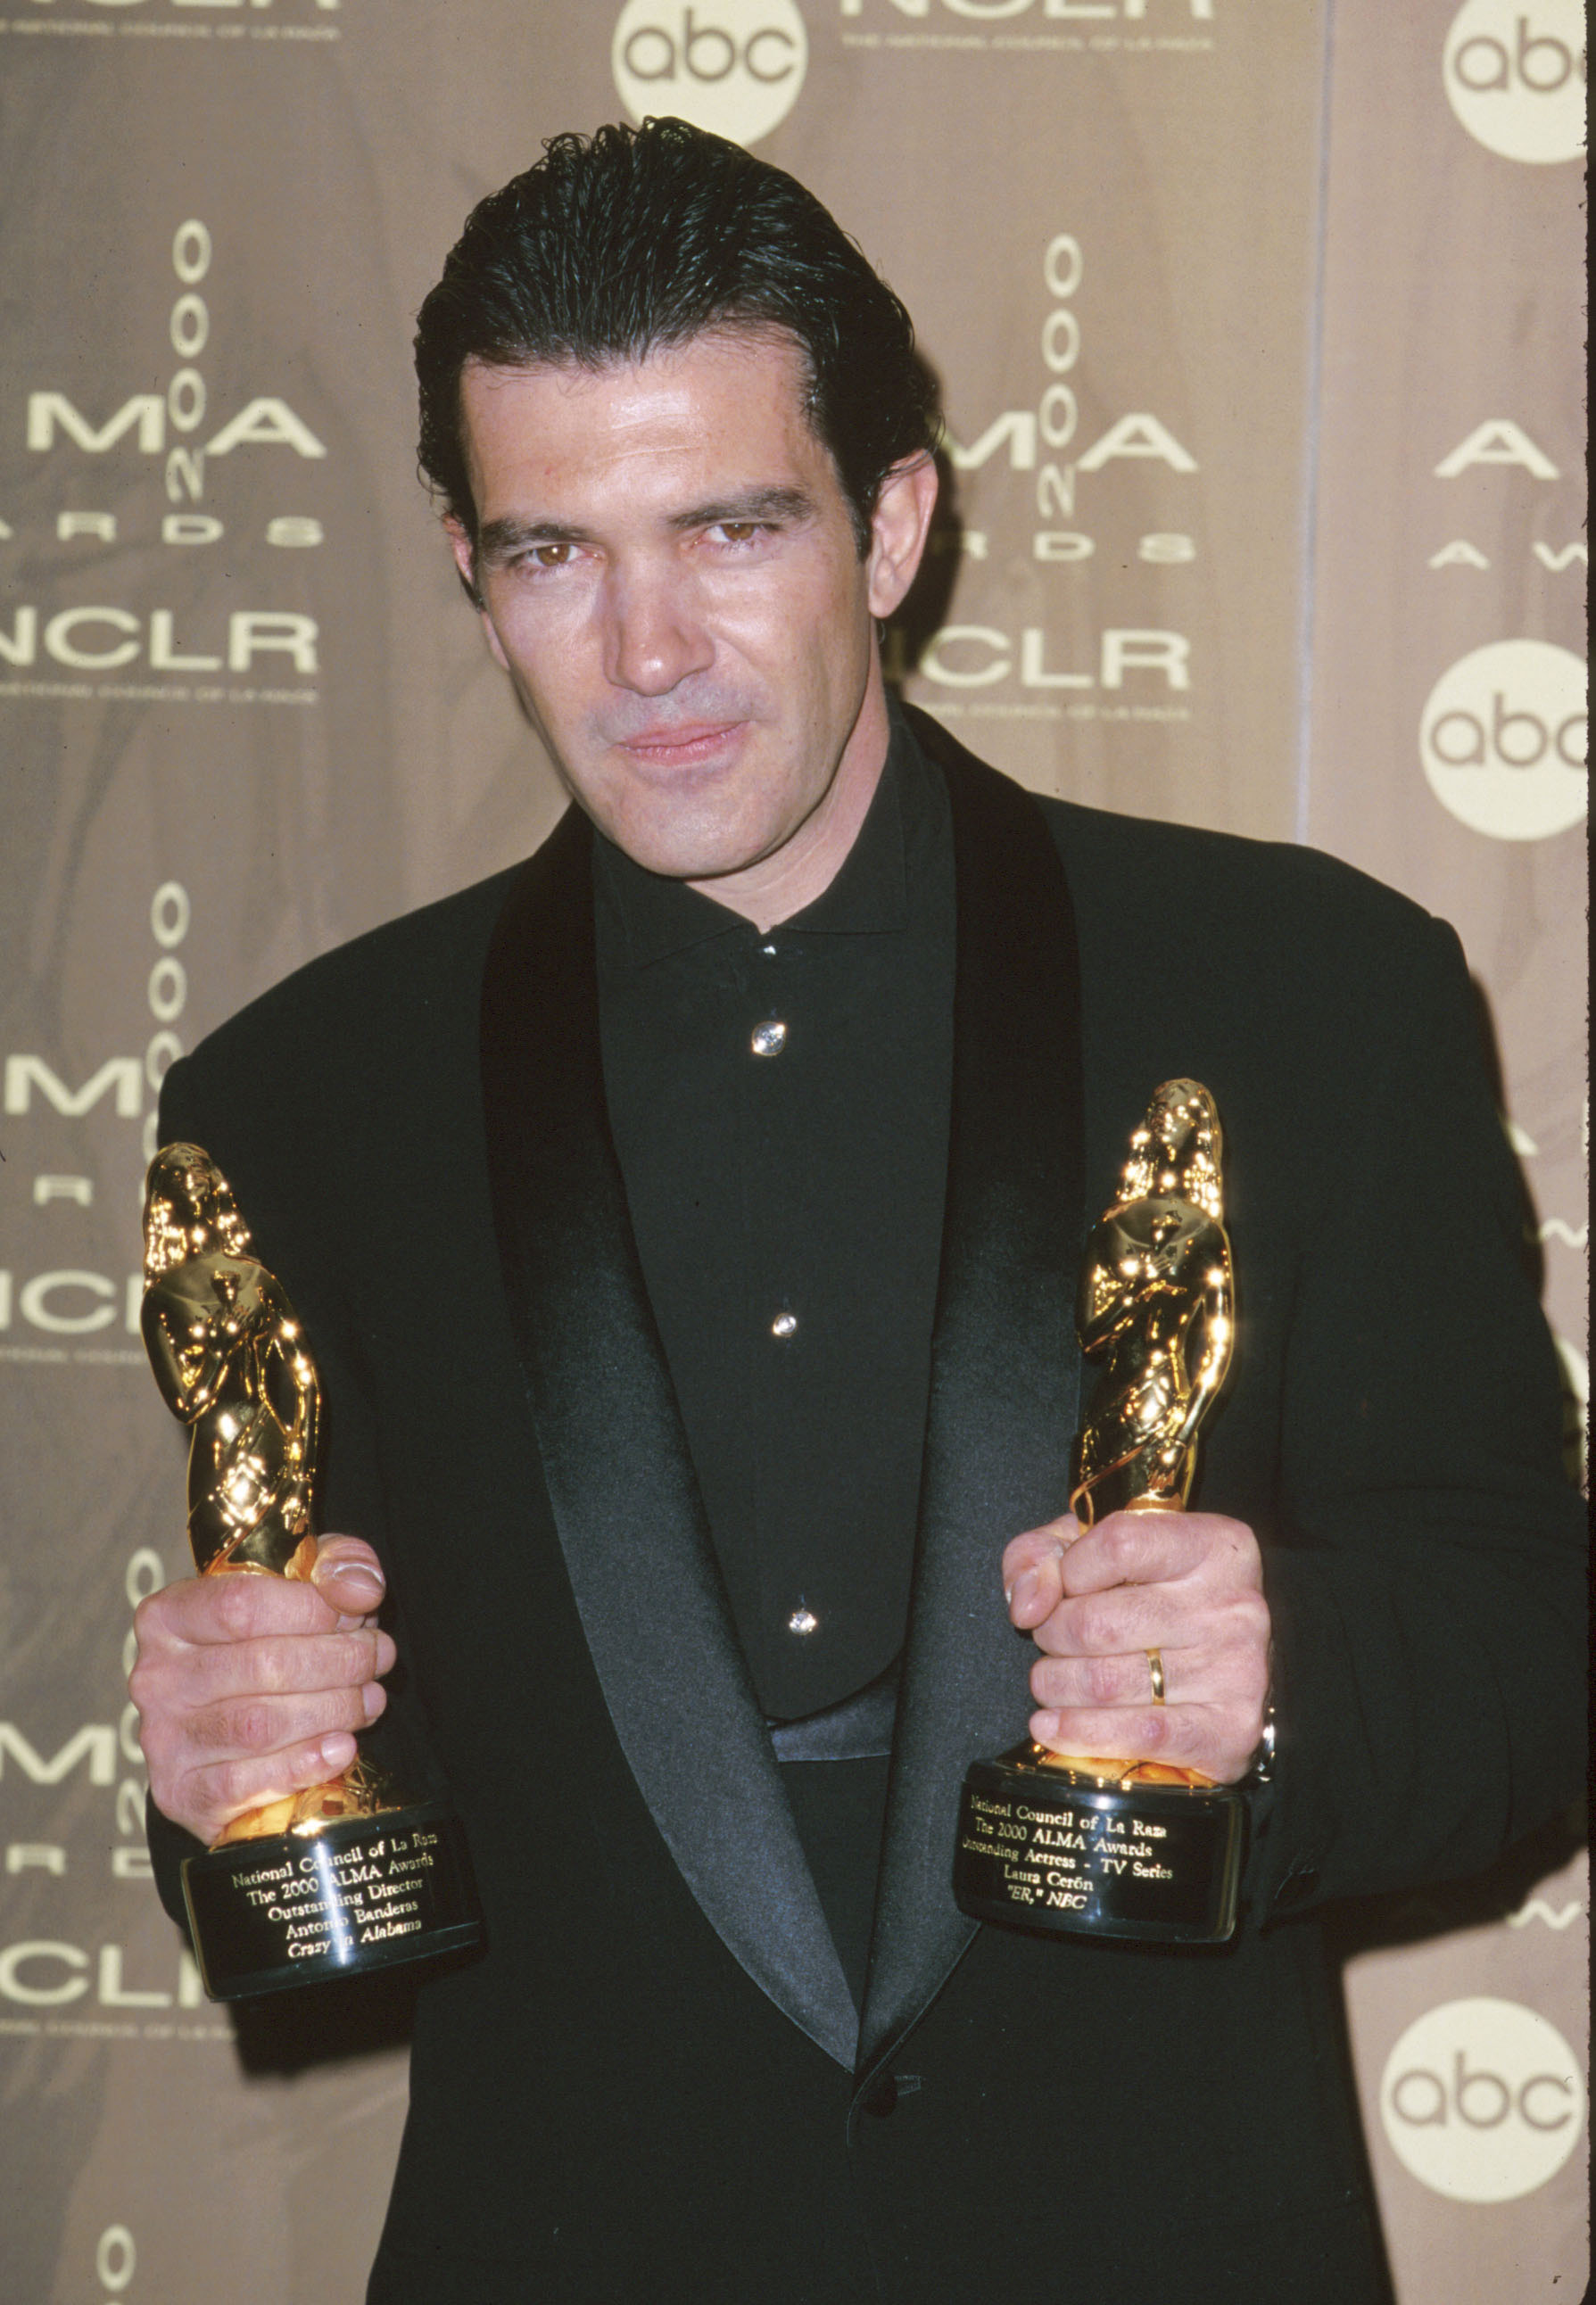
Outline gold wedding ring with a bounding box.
[1146,1648,1166,1706]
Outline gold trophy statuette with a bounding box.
[952,1082,1250,1944]
[142,1144,483,1999]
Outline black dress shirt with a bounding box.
[594,715,955,1999]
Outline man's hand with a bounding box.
[129,1534,396,1847]
[1003,1510,1270,1784]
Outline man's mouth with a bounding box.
[613,718,748,771]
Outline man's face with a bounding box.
[448,331,932,913]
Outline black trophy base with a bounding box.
[181,1798,483,2001]
[954,1748,1245,1944]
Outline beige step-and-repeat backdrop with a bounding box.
[0,3,1584,2298]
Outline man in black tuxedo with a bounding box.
[130,122,1583,2303]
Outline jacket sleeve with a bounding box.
[1250,913,1584,1922]
[145,1796,203,1940]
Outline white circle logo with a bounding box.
[1420,640,1586,840]
[612,0,808,149]
[1443,0,1588,164]
[1380,1997,1586,2202]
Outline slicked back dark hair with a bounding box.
[415,118,938,558]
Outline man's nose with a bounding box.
[601,564,714,697]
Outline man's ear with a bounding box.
[864,451,939,622]
[443,515,510,670]
[443,515,483,606]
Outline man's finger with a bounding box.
[310,1533,387,1623]
[176,1625,395,1705]
[1030,1702,1178,1762]
[181,1677,385,1760]
[136,1570,340,1652]
[1029,1701,1256,1783]
[183,1731,364,1845]
[1002,1516,1079,1626]
[1057,1510,1217,1596]
[1031,1579,1203,1659]
[1030,1645,1172,1713]
[1030,1622,1269,1769]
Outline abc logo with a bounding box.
[1443,0,1587,165]
[1420,640,1586,841]
[1380,1997,1585,2202]
[612,0,808,149]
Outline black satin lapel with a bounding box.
[859,719,1085,2082]
[480,810,856,2068]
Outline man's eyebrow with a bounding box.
[667,484,817,532]
[475,516,591,563]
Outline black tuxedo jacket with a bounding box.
[152,714,1583,2304]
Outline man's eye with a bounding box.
[530,541,575,568]
[714,522,764,546]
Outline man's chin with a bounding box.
[584,789,785,884]
[611,830,771,885]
